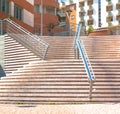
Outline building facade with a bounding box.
[0,0,59,35]
[34,0,59,35]
[78,0,120,29]
[61,0,120,30]
[66,4,77,35]
[58,1,77,35]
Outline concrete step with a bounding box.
[4,49,29,55]
[4,58,40,63]
[2,35,120,104]
[5,56,39,62]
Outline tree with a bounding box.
[86,25,94,35]
[47,23,55,35]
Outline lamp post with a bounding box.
[66,9,72,36]
[40,0,43,36]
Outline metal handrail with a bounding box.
[2,18,49,59]
[74,24,82,48]
[77,40,93,80]
[81,40,95,80]
[74,24,95,99]
[0,20,5,35]
[5,18,49,46]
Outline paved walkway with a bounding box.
[0,103,120,114]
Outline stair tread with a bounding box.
[1,35,120,104]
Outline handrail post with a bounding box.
[74,23,95,101]
[89,80,93,100]
[76,47,79,59]
[74,47,79,59]
[0,20,3,35]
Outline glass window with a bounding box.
[44,6,56,15]
[69,0,73,4]
[0,0,9,14]
[71,15,75,20]
[14,5,22,20]
[34,5,39,13]
[98,0,101,27]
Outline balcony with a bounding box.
[79,10,85,17]
[106,15,113,22]
[57,11,66,17]
[59,21,66,27]
[116,2,120,10]
[87,0,93,5]
[116,14,120,20]
[79,20,84,25]
[87,9,93,15]
[106,4,113,11]
[87,18,93,25]
[79,1,84,7]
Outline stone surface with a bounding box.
[0,104,119,114]
[0,36,4,68]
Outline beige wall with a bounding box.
[0,36,4,68]
[23,9,34,27]
[26,0,34,5]
[9,1,14,17]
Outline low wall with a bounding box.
[88,29,108,36]
[0,36,4,68]
[0,35,5,77]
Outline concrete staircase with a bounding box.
[4,36,41,74]
[0,35,120,104]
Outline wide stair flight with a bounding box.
[0,35,120,104]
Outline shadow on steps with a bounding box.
[0,65,6,78]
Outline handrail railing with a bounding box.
[81,40,95,80]
[1,18,49,59]
[74,24,82,48]
[74,24,95,99]
[0,20,5,35]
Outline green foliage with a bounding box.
[47,23,55,32]
[86,25,94,35]
[106,0,111,2]
[106,0,111,4]
[8,14,12,19]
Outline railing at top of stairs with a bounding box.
[0,18,49,60]
[74,24,95,100]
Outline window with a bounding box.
[87,0,93,5]
[88,19,93,25]
[0,0,9,14]
[70,6,75,10]
[44,6,56,15]
[69,0,73,4]
[79,1,84,7]
[54,0,58,2]
[71,15,74,20]
[106,4,113,11]
[34,5,39,13]
[14,5,22,20]
[106,15,113,22]
[98,0,101,27]
[116,14,120,20]
[87,9,93,15]
[116,2,120,10]
[62,2,65,6]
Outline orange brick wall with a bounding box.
[66,4,76,33]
